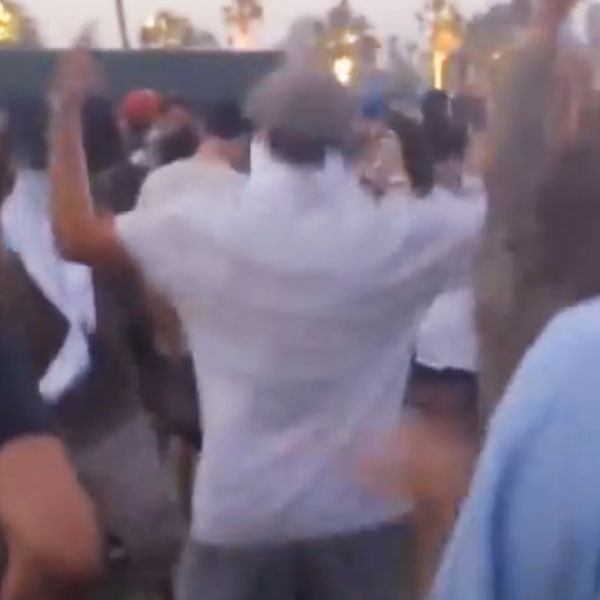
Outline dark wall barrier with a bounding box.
[0,49,282,105]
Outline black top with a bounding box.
[0,324,52,450]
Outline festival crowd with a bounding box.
[0,0,598,598]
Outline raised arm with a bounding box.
[476,0,587,415]
[484,0,578,225]
[49,50,126,268]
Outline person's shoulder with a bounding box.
[538,298,600,382]
[539,297,600,358]
[143,158,197,187]
[119,178,237,245]
[146,158,246,191]
[513,298,600,391]
[136,158,200,210]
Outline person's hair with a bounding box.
[247,67,356,167]
[4,96,124,176]
[4,96,49,170]
[82,96,124,175]
[157,124,199,166]
[160,94,193,116]
[421,89,450,126]
[536,129,600,302]
[204,101,250,141]
[388,111,434,196]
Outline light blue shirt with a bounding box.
[432,297,600,600]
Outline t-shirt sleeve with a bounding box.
[0,329,53,449]
[115,205,205,307]
[410,195,484,284]
[115,209,173,295]
[134,165,172,212]
[382,193,484,311]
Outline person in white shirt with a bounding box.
[408,267,480,599]
[372,111,483,596]
[136,101,249,213]
[1,96,96,403]
[134,100,251,522]
[411,199,484,427]
[49,53,483,600]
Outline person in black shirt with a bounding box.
[0,326,101,599]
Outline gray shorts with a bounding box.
[176,519,415,600]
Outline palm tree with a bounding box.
[315,0,380,76]
[115,0,130,48]
[222,0,264,48]
[459,0,526,73]
[0,1,43,47]
[140,11,219,49]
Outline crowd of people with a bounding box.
[0,0,598,598]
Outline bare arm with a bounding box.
[0,437,102,600]
[486,0,591,227]
[485,27,558,228]
[49,51,126,268]
[476,0,584,414]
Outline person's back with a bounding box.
[118,144,482,544]
[136,156,245,213]
[135,100,249,213]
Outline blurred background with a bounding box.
[0,0,596,105]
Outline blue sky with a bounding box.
[21,0,493,48]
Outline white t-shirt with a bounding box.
[415,188,485,373]
[2,170,96,402]
[135,156,246,359]
[116,149,483,545]
[136,156,246,212]
[416,288,478,372]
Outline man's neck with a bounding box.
[196,138,229,167]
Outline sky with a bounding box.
[21,0,494,49]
